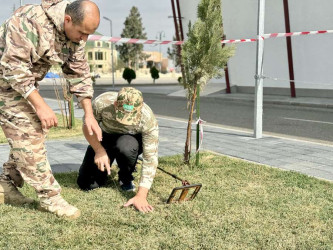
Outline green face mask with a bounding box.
[123,104,134,112]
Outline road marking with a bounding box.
[282,117,333,125]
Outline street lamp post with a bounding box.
[103,16,115,90]
[156,31,165,71]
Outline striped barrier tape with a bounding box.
[88,29,333,45]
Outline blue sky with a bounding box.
[0,0,177,56]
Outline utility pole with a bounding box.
[283,0,296,98]
[254,0,265,138]
[103,16,115,90]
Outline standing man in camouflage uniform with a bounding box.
[77,87,159,213]
[0,0,102,219]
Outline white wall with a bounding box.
[179,0,333,88]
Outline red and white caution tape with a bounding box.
[88,29,333,45]
[262,30,333,39]
[223,30,333,44]
[195,118,206,153]
[88,35,183,45]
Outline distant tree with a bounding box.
[150,66,159,84]
[167,36,181,68]
[116,6,147,68]
[182,0,234,163]
[116,58,126,71]
[122,67,136,84]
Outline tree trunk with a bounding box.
[184,83,197,164]
[68,99,73,129]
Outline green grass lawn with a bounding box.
[0,153,332,249]
[0,114,83,143]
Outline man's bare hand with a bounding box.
[84,115,102,141]
[123,187,153,213]
[36,105,58,129]
[94,149,111,175]
[27,89,58,129]
[80,98,102,141]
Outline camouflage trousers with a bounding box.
[0,80,61,198]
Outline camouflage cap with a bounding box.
[115,87,143,125]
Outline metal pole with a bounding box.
[170,0,180,42]
[254,0,265,138]
[157,31,165,71]
[196,84,200,166]
[20,0,23,7]
[159,32,162,71]
[283,0,296,98]
[222,34,231,94]
[103,16,115,90]
[175,0,184,40]
[170,0,186,86]
[110,20,115,90]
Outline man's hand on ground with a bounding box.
[123,187,154,213]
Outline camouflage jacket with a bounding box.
[0,0,93,101]
[92,92,159,189]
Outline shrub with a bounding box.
[150,66,159,84]
[177,76,182,84]
[122,67,136,84]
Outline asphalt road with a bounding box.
[39,84,333,144]
[143,94,333,143]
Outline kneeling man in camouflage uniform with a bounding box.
[77,87,159,213]
[0,0,102,219]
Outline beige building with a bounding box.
[143,51,168,73]
[85,37,169,74]
[85,39,117,74]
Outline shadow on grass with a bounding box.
[53,169,138,201]
[53,171,172,204]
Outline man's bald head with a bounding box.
[64,0,100,43]
[65,0,100,25]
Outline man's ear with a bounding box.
[64,14,72,24]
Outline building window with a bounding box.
[97,65,103,68]
[88,52,93,60]
[95,52,103,60]
[96,42,101,47]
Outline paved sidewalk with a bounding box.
[0,98,333,182]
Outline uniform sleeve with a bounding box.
[42,0,64,9]
[0,15,40,98]
[62,41,93,102]
[139,115,159,189]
